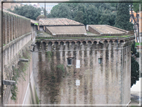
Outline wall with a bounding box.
[0,9,37,105]
[1,10,31,47]
[33,38,133,105]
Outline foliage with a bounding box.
[10,5,41,20]
[34,23,39,25]
[46,51,52,61]
[115,3,133,30]
[48,3,117,26]
[131,42,139,87]
[135,42,142,47]
[57,64,65,73]
[133,2,142,13]
[131,41,137,55]
[11,50,30,100]
[131,56,139,86]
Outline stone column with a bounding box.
[120,42,125,104]
[13,15,15,39]
[102,42,107,104]
[107,41,112,103]
[117,42,122,104]
[9,15,12,41]
[9,47,11,63]
[81,43,85,69]
[11,45,13,62]
[64,42,68,67]
[7,14,10,43]
[45,42,48,51]
[4,50,7,66]
[86,43,90,68]
[3,13,5,45]
[10,15,13,41]
[5,13,7,44]
[59,44,63,64]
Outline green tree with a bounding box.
[48,3,116,26]
[74,11,84,24]
[49,3,72,19]
[131,42,139,87]
[133,2,142,13]
[115,3,133,30]
[10,5,41,20]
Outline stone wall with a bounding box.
[34,38,133,105]
[2,34,32,104]
[1,10,31,47]
[0,9,36,105]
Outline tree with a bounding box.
[133,2,142,13]
[131,42,139,87]
[48,3,116,26]
[10,5,41,20]
[49,3,72,19]
[115,3,133,30]
[74,11,84,24]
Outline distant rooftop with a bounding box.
[39,18,84,26]
[46,26,86,35]
[87,25,128,35]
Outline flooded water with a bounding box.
[32,43,130,104]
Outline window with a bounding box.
[67,58,72,65]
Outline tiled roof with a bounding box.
[39,18,84,26]
[87,25,128,35]
[46,26,86,35]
